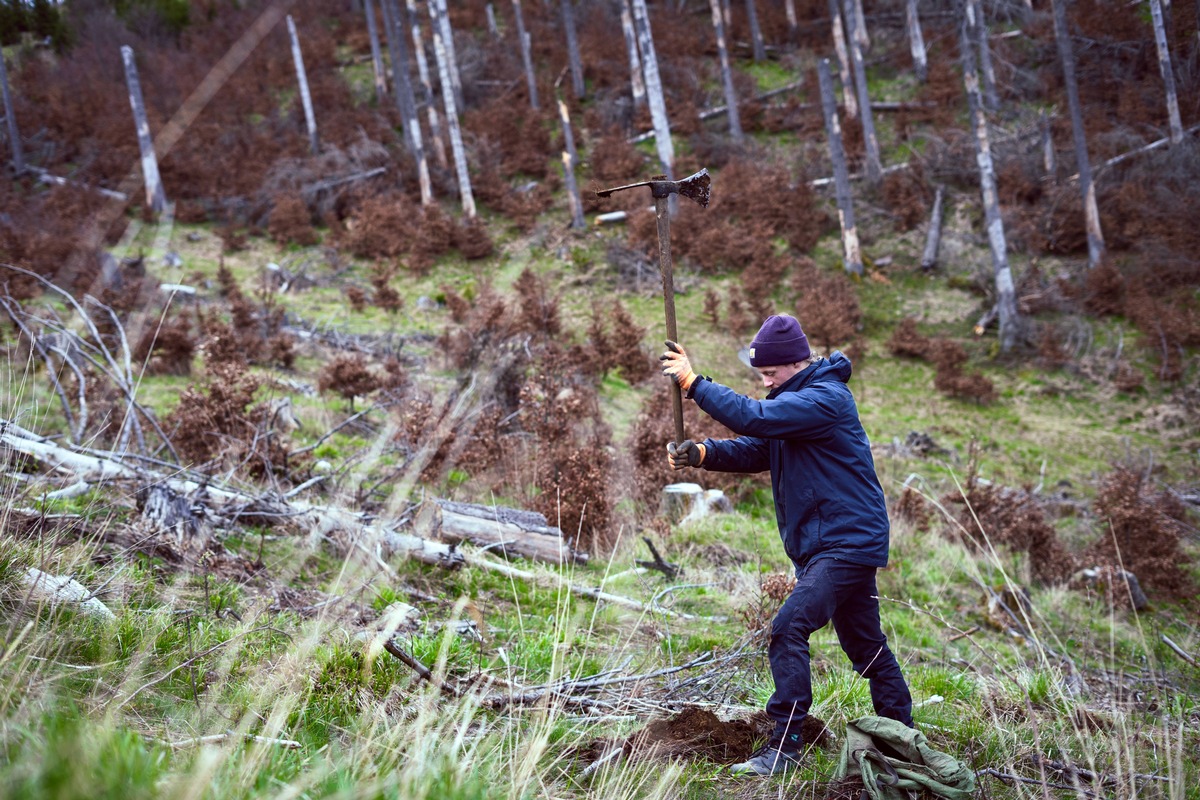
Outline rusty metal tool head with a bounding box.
[595,168,712,206]
[595,168,711,448]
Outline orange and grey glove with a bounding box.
[660,340,698,393]
[667,439,706,470]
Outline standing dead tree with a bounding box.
[968,0,999,111]
[406,0,447,170]
[842,0,881,184]
[817,59,862,276]
[1050,0,1103,268]
[1,49,24,174]
[432,0,464,111]
[709,0,743,143]
[921,184,944,271]
[120,45,167,214]
[512,0,539,110]
[958,3,1020,352]
[631,0,674,177]
[285,17,320,156]
[557,96,585,229]
[1148,0,1184,146]
[827,0,858,120]
[561,0,586,100]
[906,0,927,83]
[619,0,647,110]
[382,0,432,205]
[364,0,388,103]
[745,0,767,61]
[429,0,475,217]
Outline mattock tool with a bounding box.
[596,169,711,445]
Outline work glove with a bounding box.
[667,439,706,470]
[660,341,698,392]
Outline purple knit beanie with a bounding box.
[749,314,811,367]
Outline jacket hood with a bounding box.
[769,350,852,398]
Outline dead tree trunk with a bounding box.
[827,0,858,119]
[920,184,944,270]
[959,6,1020,353]
[969,0,999,111]
[364,0,388,102]
[562,0,586,100]
[406,0,447,170]
[486,3,499,37]
[558,97,585,229]
[785,0,798,38]
[433,499,587,565]
[382,0,432,205]
[631,0,674,177]
[852,0,870,51]
[746,0,767,61]
[285,16,320,156]
[709,0,743,143]
[1149,0,1184,145]
[433,0,464,112]
[429,0,475,217]
[1050,0,1104,268]
[817,59,862,276]
[512,0,539,110]
[1041,110,1056,176]
[842,0,881,184]
[620,0,647,109]
[905,0,928,83]
[120,46,166,214]
[1,49,25,175]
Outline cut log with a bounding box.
[431,499,586,565]
[21,568,115,620]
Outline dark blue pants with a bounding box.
[767,558,913,737]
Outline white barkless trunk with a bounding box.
[968,0,999,111]
[827,0,858,120]
[512,0,539,110]
[406,0,447,169]
[817,59,862,276]
[120,46,166,213]
[1148,0,1184,145]
[365,0,388,102]
[562,0,586,99]
[620,0,646,108]
[785,0,798,35]
[959,10,1019,353]
[382,0,432,204]
[631,0,674,177]
[905,0,927,83]
[0,50,24,174]
[429,0,475,217]
[709,0,743,142]
[1050,0,1103,268]
[746,0,766,61]
[920,184,944,270]
[486,3,499,37]
[285,17,320,155]
[558,98,585,229]
[842,0,881,184]
[434,0,464,111]
[852,0,869,50]
[1041,110,1056,176]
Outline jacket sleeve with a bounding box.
[691,378,844,440]
[701,435,770,474]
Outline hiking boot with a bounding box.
[728,733,804,776]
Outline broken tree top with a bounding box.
[595,168,711,206]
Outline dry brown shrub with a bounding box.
[880,166,931,232]
[1082,262,1124,317]
[512,268,562,338]
[1083,467,1195,600]
[268,193,318,246]
[409,204,456,273]
[456,217,494,260]
[887,318,932,359]
[318,353,381,410]
[132,311,196,377]
[167,362,262,469]
[796,268,861,354]
[587,131,649,184]
[268,333,297,370]
[346,286,368,312]
[703,289,721,329]
[590,299,652,383]
[1035,324,1071,369]
[943,483,1077,586]
[894,488,933,531]
[930,339,995,403]
[1111,361,1144,393]
[199,316,249,369]
[341,193,418,259]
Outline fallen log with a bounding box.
[21,568,115,620]
[432,499,586,565]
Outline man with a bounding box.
[660,314,913,777]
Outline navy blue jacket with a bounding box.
[689,352,890,569]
